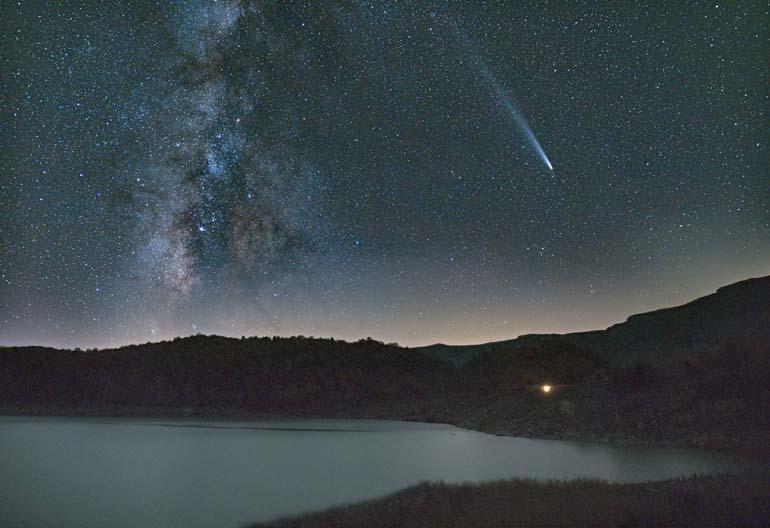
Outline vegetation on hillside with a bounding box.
[449,338,770,454]
[0,335,454,418]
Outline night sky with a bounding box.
[1,1,768,348]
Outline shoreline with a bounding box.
[2,406,766,461]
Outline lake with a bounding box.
[0,417,741,527]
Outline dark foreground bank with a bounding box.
[253,472,770,528]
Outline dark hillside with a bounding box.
[415,275,770,367]
[460,340,600,393]
[449,336,770,453]
[0,336,455,418]
[1,276,769,453]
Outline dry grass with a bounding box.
[252,473,770,528]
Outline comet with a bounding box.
[453,24,553,171]
[478,64,554,172]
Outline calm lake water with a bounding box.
[0,417,740,527]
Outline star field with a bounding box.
[1,1,768,348]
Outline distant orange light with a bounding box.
[541,384,552,394]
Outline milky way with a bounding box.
[119,1,339,339]
[1,1,768,348]
[130,2,327,306]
